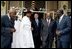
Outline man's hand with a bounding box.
[31,27,33,31]
[10,28,16,32]
[41,37,42,41]
[56,30,61,36]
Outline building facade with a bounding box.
[1,1,71,18]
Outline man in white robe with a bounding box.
[13,11,34,48]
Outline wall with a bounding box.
[1,1,6,16]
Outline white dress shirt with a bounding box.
[59,14,64,24]
[35,19,39,26]
[46,19,51,26]
[7,14,11,20]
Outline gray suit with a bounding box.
[41,19,56,48]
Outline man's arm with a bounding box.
[1,16,15,34]
[60,17,71,35]
[1,16,11,33]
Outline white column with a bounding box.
[1,1,6,16]
[45,1,48,12]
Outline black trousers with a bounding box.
[46,38,54,48]
[33,35,42,48]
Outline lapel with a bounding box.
[59,15,65,25]
[4,15,14,28]
[49,20,52,26]
[48,19,52,26]
[45,19,49,27]
[45,19,52,27]
[57,19,60,30]
[57,19,59,25]
[57,15,65,29]
[7,15,14,28]
[6,15,11,25]
[48,20,53,28]
[37,20,39,27]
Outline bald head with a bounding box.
[9,7,16,14]
[46,13,50,16]
[8,7,17,21]
[46,13,51,19]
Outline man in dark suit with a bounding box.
[56,9,71,48]
[1,8,17,48]
[32,13,42,48]
[41,13,56,48]
[67,11,71,48]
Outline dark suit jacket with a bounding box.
[31,19,42,47]
[56,15,71,42]
[32,19,42,38]
[1,15,14,48]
